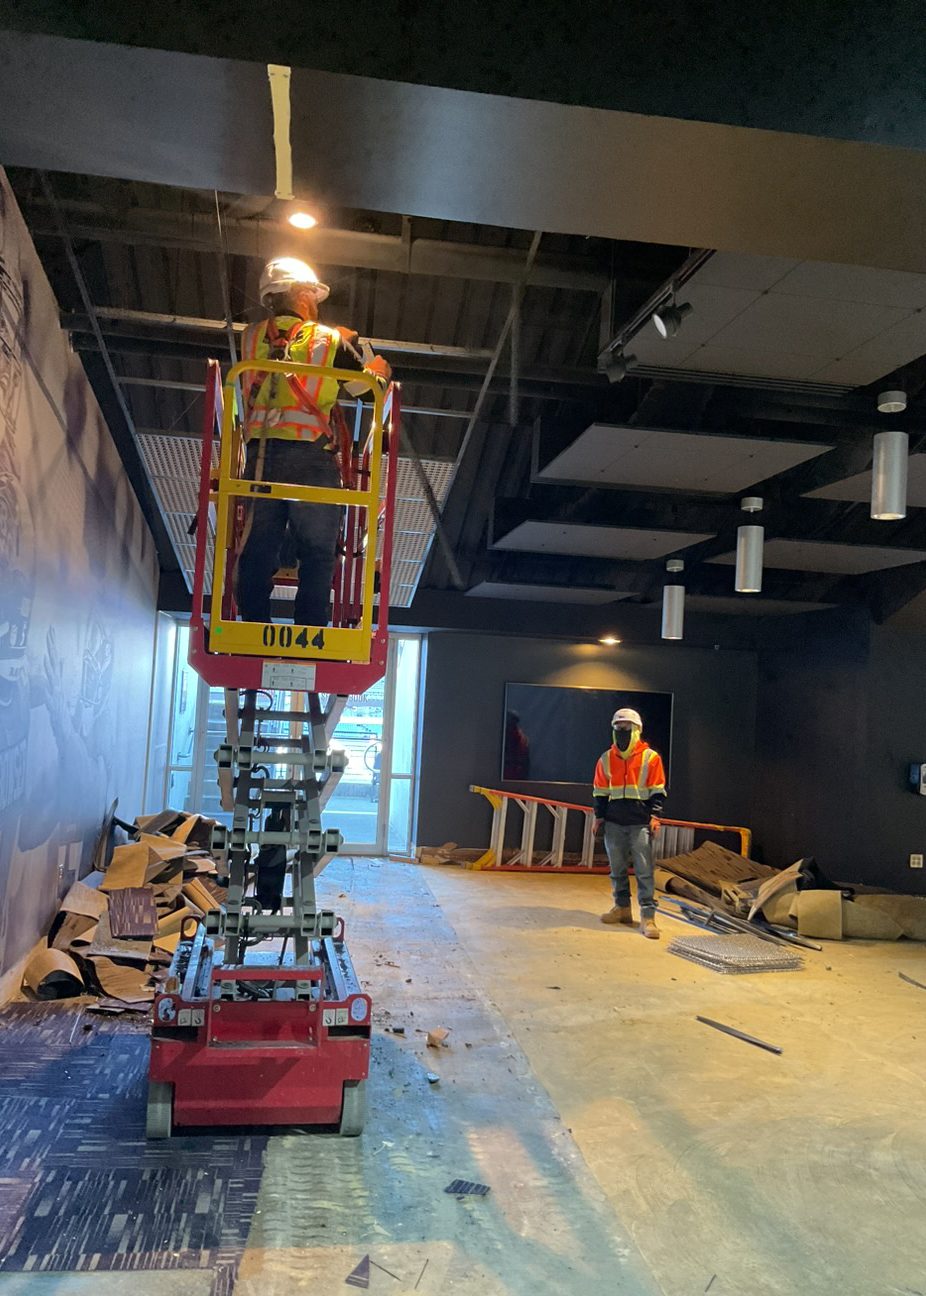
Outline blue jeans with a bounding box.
[603,822,656,917]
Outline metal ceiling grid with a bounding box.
[466,581,632,603]
[709,538,926,574]
[537,424,833,493]
[629,250,926,387]
[805,455,926,507]
[492,520,716,560]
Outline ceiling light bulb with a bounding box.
[652,301,692,340]
[599,635,621,646]
[877,389,907,414]
[288,210,317,230]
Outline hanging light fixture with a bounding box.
[877,389,907,414]
[652,298,693,339]
[661,559,685,640]
[871,429,909,520]
[735,497,764,594]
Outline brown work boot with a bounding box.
[640,916,660,940]
[601,906,634,926]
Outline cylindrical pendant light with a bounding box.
[735,497,764,594]
[871,429,909,521]
[661,559,685,640]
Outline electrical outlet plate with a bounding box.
[910,853,924,869]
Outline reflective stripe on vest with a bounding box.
[594,745,666,800]
[242,318,341,441]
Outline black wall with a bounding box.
[418,632,758,850]
[416,612,926,893]
[868,628,926,890]
[753,610,872,881]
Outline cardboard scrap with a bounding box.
[183,878,221,913]
[52,912,99,951]
[87,957,154,1003]
[135,809,186,836]
[59,880,109,921]
[427,1027,451,1049]
[23,948,84,999]
[101,841,184,892]
[171,814,200,844]
[87,912,153,964]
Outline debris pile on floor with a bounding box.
[22,808,225,1011]
[667,932,803,974]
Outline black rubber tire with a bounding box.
[339,1079,367,1137]
[146,1080,174,1139]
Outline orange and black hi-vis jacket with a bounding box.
[592,740,667,826]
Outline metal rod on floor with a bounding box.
[696,1015,782,1056]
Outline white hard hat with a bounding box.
[259,256,330,306]
[612,708,642,728]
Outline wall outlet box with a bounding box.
[910,853,924,869]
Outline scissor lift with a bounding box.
[147,358,399,1137]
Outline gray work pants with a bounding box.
[603,822,656,917]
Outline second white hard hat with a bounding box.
[259,256,330,306]
[612,707,642,728]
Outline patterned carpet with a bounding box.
[0,1002,266,1294]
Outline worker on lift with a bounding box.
[237,257,391,627]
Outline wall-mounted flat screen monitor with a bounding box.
[502,684,673,785]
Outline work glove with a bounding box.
[650,816,661,836]
[593,818,604,836]
[365,355,392,382]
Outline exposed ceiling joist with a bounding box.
[24,202,608,292]
[64,306,497,362]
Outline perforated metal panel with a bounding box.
[137,429,451,608]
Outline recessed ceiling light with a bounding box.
[288,210,317,230]
[599,635,621,645]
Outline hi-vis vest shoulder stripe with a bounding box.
[592,743,667,801]
[241,318,342,442]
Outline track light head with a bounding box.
[652,300,692,340]
[604,351,638,383]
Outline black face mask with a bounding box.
[613,726,634,749]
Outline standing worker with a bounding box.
[592,707,667,939]
[237,256,391,627]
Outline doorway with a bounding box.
[159,625,422,855]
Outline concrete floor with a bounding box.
[422,863,926,1296]
[7,858,926,1294]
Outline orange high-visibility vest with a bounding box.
[592,742,666,803]
[241,316,343,442]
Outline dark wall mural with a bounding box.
[0,169,158,977]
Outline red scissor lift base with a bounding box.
[148,927,371,1136]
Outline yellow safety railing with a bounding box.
[208,359,386,661]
